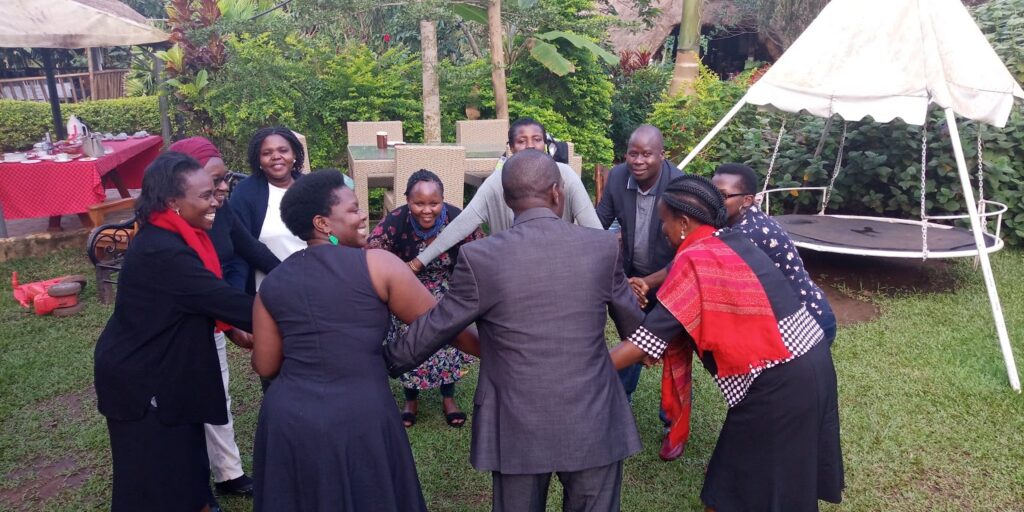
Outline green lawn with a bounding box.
[1,248,1022,511]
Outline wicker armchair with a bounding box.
[455,119,509,146]
[346,121,404,146]
[394,145,467,209]
[293,130,311,173]
[566,141,583,176]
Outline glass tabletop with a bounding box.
[348,144,506,161]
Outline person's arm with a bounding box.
[251,294,282,377]
[413,183,491,269]
[228,207,281,275]
[595,172,616,229]
[607,242,645,339]
[159,245,255,331]
[561,166,602,229]
[383,248,483,376]
[610,301,686,370]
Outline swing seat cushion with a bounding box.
[774,214,999,254]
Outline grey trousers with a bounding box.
[491,460,623,512]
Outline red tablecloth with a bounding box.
[0,136,162,219]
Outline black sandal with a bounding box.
[445,411,467,428]
[401,412,417,428]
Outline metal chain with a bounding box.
[821,122,848,214]
[920,121,929,261]
[761,118,787,197]
[977,128,985,204]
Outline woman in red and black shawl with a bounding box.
[611,175,844,512]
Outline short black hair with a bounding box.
[662,175,729,228]
[280,169,345,241]
[247,126,305,179]
[404,169,444,197]
[507,117,548,146]
[714,163,759,195]
[136,151,203,225]
[502,149,560,205]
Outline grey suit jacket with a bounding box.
[595,160,683,278]
[385,207,644,474]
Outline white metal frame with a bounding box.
[678,96,1021,392]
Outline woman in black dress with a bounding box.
[250,170,478,511]
[611,175,844,511]
[94,152,254,512]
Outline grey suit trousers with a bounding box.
[491,460,623,512]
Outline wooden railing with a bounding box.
[0,69,128,103]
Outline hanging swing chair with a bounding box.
[674,0,1024,391]
[758,119,1008,259]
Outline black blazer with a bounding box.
[226,171,301,293]
[595,160,683,278]
[209,201,280,281]
[94,225,254,426]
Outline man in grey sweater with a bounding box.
[408,118,601,272]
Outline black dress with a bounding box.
[252,244,427,512]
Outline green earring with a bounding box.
[328,234,339,246]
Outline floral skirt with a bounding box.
[385,314,474,390]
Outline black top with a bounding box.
[209,200,279,282]
[595,160,683,278]
[94,224,254,426]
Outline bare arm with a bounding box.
[251,295,283,378]
[610,341,649,370]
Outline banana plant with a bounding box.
[451,0,618,77]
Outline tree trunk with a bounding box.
[488,0,509,119]
[668,0,703,96]
[421,18,442,143]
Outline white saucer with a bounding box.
[80,157,98,162]
[21,159,41,164]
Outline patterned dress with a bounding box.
[367,203,485,390]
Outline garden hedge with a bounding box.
[0,96,165,151]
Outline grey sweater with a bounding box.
[415,162,601,266]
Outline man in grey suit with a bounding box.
[385,149,644,512]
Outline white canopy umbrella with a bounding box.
[678,0,1024,391]
[0,0,169,49]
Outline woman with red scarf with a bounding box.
[610,175,843,512]
[94,152,254,512]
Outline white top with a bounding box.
[255,183,306,290]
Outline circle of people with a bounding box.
[93,119,843,512]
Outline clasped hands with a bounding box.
[628,277,650,309]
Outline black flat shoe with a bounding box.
[215,474,254,497]
[445,411,467,428]
[401,411,417,428]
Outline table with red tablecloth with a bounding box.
[0,135,162,221]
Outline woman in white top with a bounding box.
[227,127,308,293]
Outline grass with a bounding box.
[1,248,1023,510]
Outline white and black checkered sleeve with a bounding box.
[626,302,684,359]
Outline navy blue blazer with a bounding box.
[94,224,254,425]
[226,171,302,292]
[595,160,683,278]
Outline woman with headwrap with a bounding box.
[167,137,280,498]
[610,175,844,512]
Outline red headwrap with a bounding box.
[169,136,222,167]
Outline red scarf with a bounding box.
[150,210,232,332]
[656,224,792,450]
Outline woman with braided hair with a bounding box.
[610,175,843,511]
[367,169,484,428]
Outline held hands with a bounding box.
[227,328,254,350]
[628,277,649,308]
[407,258,425,274]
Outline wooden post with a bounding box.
[87,48,96,100]
[421,18,442,143]
[488,0,509,119]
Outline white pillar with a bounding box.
[944,108,1021,392]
